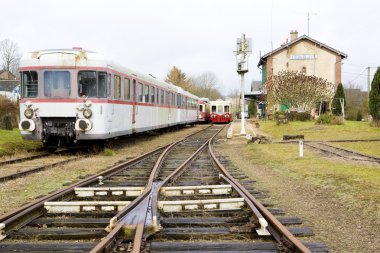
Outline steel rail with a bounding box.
[0,153,49,166]
[208,135,312,253]
[304,142,380,163]
[0,149,74,167]
[89,125,212,253]
[0,156,82,183]
[128,126,225,252]
[0,144,168,236]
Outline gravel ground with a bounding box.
[0,125,207,215]
[215,122,379,253]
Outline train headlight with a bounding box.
[24,108,34,119]
[83,108,92,119]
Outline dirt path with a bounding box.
[215,123,379,253]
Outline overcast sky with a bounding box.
[1,0,378,95]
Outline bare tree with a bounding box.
[265,70,335,112]
[227,88,240,114]
[0,39,20,78]
[189,72,223,100]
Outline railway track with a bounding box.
[0,125,327,252]
[0,126,211,251]
[305,142,380,164]
[0,150,84,182]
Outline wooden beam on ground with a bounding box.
[158,198,245,212]
[44,201,131,213]
[161,185,232,196]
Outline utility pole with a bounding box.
[234,34,252,135]
[306,12,317,36]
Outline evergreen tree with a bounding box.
[369,67,380,122]
[332,83,346,116]
[248,101,257,118]
[165,66,191,90]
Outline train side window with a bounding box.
[137,82,143,102]
[98,72,107,97]
[177,94,181,107]
[78,71,96,97]
[224,105,230,113]
[151,86,155,103]
[124,78,131,100]
[211,105,216,113]
[21,71,38,98]
[156,88,160,104]
[144,84,150,103]
[160,89,164,105]
[166,91,170,105]
[114,75,121,99]
[107,74,111,98]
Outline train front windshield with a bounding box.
[44,71,71,98]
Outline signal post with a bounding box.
[234,34,252,135]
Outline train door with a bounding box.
[132,79,136,133]
[168,92,172,124]
[106,73,112,133]
[176,93,181,123]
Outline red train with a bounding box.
[198,98,210,123]
[209,100,233,123]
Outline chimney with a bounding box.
[290,30,298,41]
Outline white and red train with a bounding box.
[209,99,233,123]
[18,48,201,148]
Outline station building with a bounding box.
[255,30,347,116]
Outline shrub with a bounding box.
[356,111,363,121]
[316,113,345,125]
[332,83,346,116]
[2,113,13,130]
[273,111,285,121]
[316,113,333,124]
[276,114,288,125]
[0,96,18,129]
[331,116,344,125]
[285,112,311,121]
[369,68,380,125]
[104,148,115,156]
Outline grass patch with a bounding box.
[0,129,41,156]
[258,120,380,141]
[246,143,380,218]
[104,148,115,156]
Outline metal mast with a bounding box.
[234,34,252,135]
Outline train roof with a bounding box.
[20,48,199,98]
[210,99,232,106]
